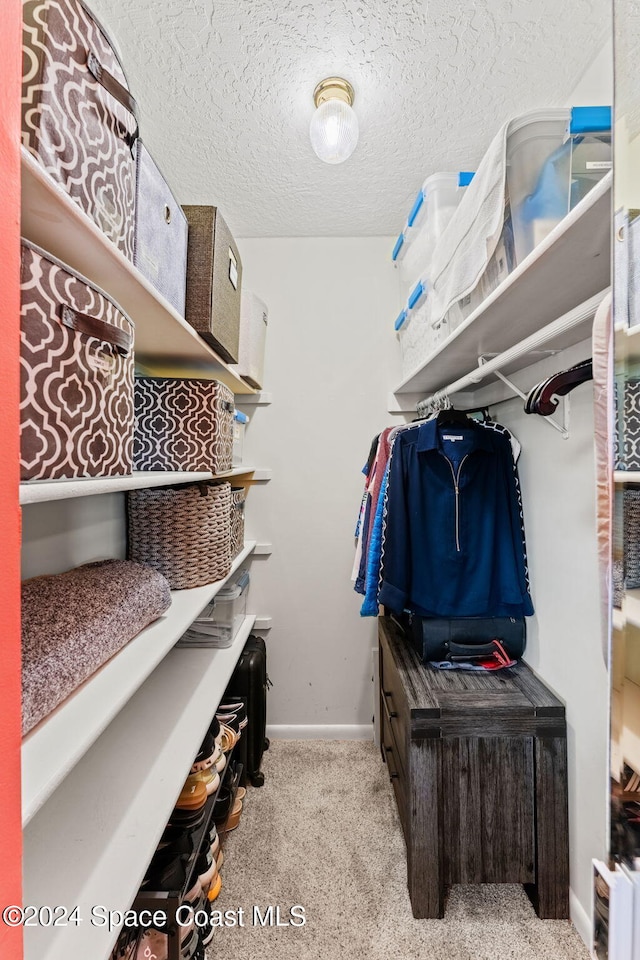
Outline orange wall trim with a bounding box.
[0,1,24,958]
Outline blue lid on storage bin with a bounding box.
[394,308,408,331]
[458,171,475,187]
[569,106,611,134]
[392,233,406,262]
[408,280,427,310]
[234,410,248,424]
[407,190,425,228]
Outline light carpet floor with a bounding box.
[208,740,590,960]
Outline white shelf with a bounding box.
[624,589,640,630]
[615,472,640,485]
[613,608,625,632]
[20,148,254,395]
[21,541,256,825]
[23,615,255,960]
[394,172,612,396]
[19,467,263,505]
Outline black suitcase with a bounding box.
[225,634,270,787]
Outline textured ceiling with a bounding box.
[90,0,610,237]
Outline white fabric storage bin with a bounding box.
[392,172,474,300]
[507,106,611,264]
[446,217,514,333]
[232,290,268,389]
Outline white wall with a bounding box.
[481,348,608,941]
[237,237,400,734]
[566,39,613,106]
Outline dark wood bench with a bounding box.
[378,616,569,919]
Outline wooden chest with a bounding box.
[378,616,569,919]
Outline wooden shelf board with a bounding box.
[21,541,256,825]
[19,467,266,504]
[23,616,255,960]
[20,148,253,394]
[394,173,612,396]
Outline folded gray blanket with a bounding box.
[22,559,172,736]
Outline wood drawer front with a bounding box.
[381,705,408,837]
[442,736,536,885]
[380,631,410,752]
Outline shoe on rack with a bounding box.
[191,731,215,772]
[209,715,222,745]
[216,700,247,736]
[175,779,208,811]
[110,928,139,960]
[168,800,208,831]
[183,877,202,907]
[135,920,194,960]
[181,927,201,960]
[196,846,218,893]
[224,797,243,833]
[142,850,188,894]
[218,722,237,754]
[235,786,246,802]
[187,767,220,797]
[207,871,222,902]
[215,848,224,871]
[213,787,233,826]
[210,833,220,859]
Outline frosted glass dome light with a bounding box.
[310,78,358,165]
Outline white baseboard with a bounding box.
[570,887,591,952]
[266,724,373,741]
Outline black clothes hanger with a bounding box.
[412,405,491,424]
[525,359,593,417]
[436,407,472,426]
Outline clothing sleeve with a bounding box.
[360,464,389,616]
[377,437,412,613]
[501,442,534,615]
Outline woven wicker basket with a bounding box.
[127,481,232,589]
[230,486,246,560]
[625,488,640,589]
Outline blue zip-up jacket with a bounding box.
[378,419,534,618]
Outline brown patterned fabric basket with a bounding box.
[20,240,135,481]
[22,0,138,259]
[230,487,246,560]
[134,377,234,473]
[127,481,232,589]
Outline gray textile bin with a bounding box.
[134,141,188,316]
[182,205,242,364]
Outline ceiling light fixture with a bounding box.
[309,77,359,165]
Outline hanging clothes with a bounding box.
[377,417,534,619]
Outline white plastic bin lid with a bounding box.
[218,570,250,600]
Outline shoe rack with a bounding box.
[132,754,245,960]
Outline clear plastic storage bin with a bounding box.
[180,570,249,648]
[396,282,450,378]
[232,409,248,465]
[507,106,611,265]
[392,171,474,298]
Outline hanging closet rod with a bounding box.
[417,289,609,411]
